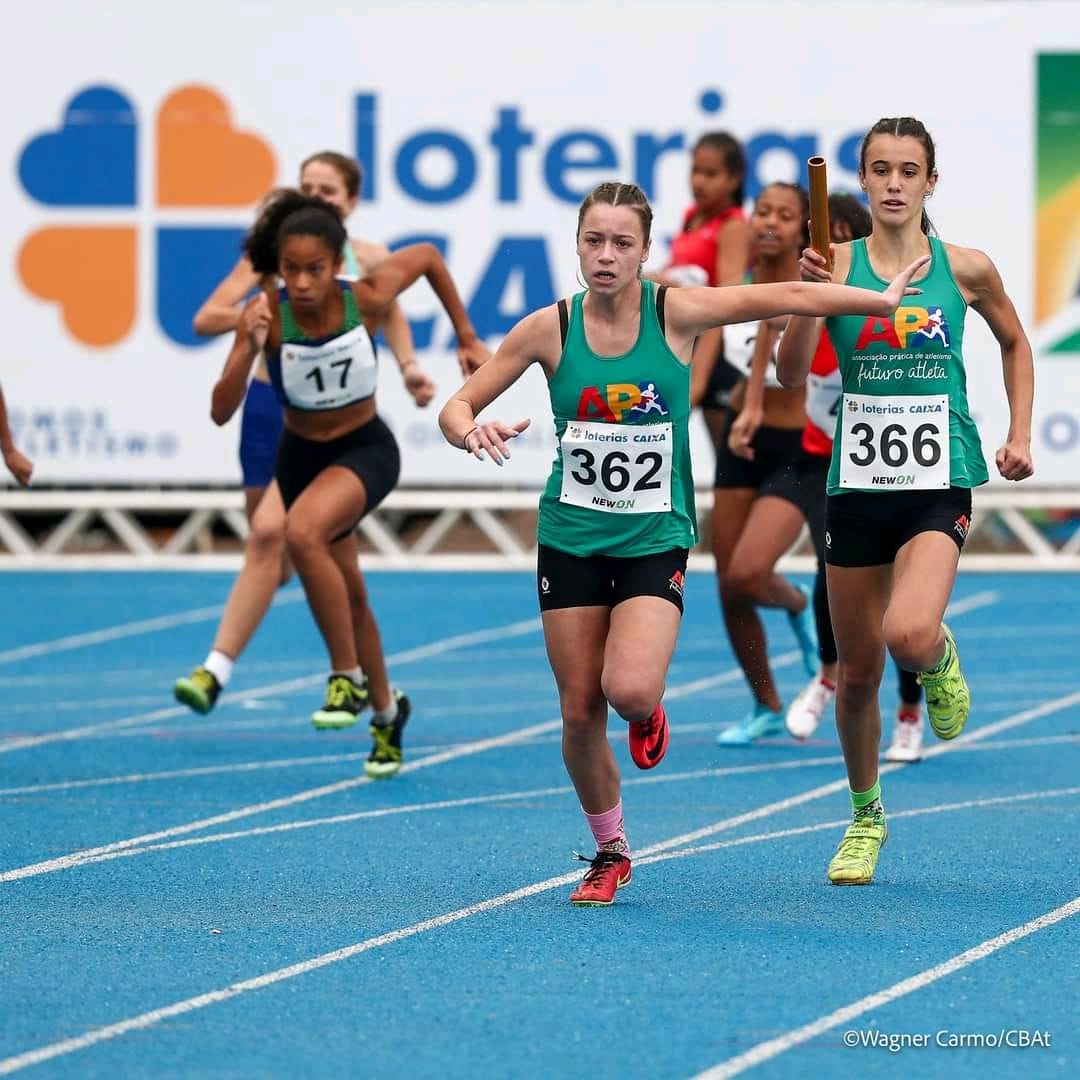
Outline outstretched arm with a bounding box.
[957,247,1034,481]
[0,383,33,486]
[357,243,490,374]
[667,253,928,343]
[438,306,557,464]
[193,256,261,337]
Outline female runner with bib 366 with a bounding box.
[777,117,1034,886]
[439,180,928,907]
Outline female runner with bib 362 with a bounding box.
[439,180,928,907]
[777,117,1034,886]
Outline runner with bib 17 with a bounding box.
[438,180,929,907]
[776,117,1034,886]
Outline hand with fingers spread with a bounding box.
[463,419,531,466]
[880,254,931,312]
[995,438,1034,482]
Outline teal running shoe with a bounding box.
[788,584,819,678]
[717,703,785,746]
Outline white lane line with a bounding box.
[0,594,1009,876]
[0,753,373,797]
[0,591,308,666]
[3,696,171,716]
[639,784,1080,866]
[7,724,1073,807]
[0,655,797,884]
[0,743,841,801]
[9,756,853,871]
[940,589,998,616]
[0,616,544,755]
[1,780,1073,1077]
[0,589,997,751]
[49,739,1078,872]
[693,907,1080,1077]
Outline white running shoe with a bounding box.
[785,675,835,739]
[885,711,924,763]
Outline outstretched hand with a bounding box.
[881,255,931,311]
[464,419,531,466]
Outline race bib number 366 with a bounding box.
[559,420,673,514]
[839,393,950,490]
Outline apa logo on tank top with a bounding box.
[576,382,670,423]
[854,306,951,352]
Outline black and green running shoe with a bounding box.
[311,674,370,730]
[364,690,410,779]
[173,666,222,715]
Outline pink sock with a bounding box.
[583,801,629,856]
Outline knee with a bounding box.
[560,689,607,738]
[837,661,883,703]
[601,671,660,723]
[882,615,940,671]
[246,515,286,563]
[718,573,754,615]
[724,559,768,602]
[283,518,322,562]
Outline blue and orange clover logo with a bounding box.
[17,84,277,347]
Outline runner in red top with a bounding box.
[652,133,752,447]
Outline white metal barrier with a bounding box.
[2,488,1079,570]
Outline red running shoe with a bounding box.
[569,850,632,906]
[628,702,669,769]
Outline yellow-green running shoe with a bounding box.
[311,674,369,730]
[173,666,221,715]
[918,624,969,740]
[827,813,888,885]
[364,690,410,779]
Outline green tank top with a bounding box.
[537,280,697,557]
[824,236,988,494]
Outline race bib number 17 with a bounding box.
[839,393,950,490]
[559,420,673,514]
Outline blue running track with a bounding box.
[0,571,1077,1077]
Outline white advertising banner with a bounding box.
[2,1,1078,487]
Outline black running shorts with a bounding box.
[537,544,689,613]
[713,411,804,494]
[275,415,400,522]
[824,486,974,568]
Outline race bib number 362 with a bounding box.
[839,393,950,490]
[559,420,673,514]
